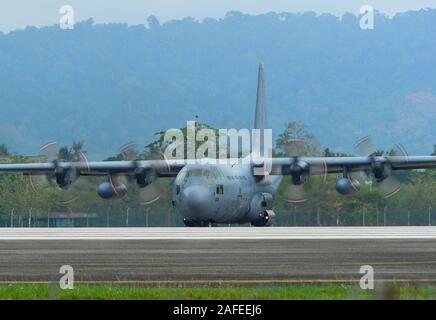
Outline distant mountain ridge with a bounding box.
[0,9,435,159]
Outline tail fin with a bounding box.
[254,63,266,130]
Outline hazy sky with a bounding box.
[1,0,436,32]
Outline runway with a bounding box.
[1,226,436,240]
[0,227,435,284]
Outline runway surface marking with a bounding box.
[1,279,436,285]
[1,227,436,240]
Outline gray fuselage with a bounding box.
[172,162,282,224]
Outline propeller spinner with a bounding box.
[28,141,90,206]
[353,136,407,198]
[117,142,170,206]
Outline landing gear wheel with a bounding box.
[183,219,216,227]
[183,218,202,227]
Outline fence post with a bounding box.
[429,206,432,226]
[28,208,33,228]
[383,206,387,226]
[106,207,110,227]
[146,208,149,228]
[126,207,130,227]
[293,206,297,226]
[86,207,90,227]
[376,206,379,226]
[10,208,14,228]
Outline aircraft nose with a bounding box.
[182,185,212,217]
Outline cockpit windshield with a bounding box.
[187,169,210,178]
[177,167,223,180]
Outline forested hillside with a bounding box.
[0,10,435,158]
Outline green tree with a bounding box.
[323,148,352,157]
[58,141,86,161]
[275,122,321,157]
[0,144,9,157]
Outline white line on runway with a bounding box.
[1,227,436,240]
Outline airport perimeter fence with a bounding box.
[277,206,434,227]
[0,207,182,228]
[0,206,433,227]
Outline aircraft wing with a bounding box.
[270,156,436,175]
[0,156,435,177]
[0,160,187,177]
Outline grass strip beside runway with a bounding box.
[0,284,435,300]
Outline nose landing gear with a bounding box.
[251,209,276,227]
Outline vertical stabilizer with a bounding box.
[254,63,266,130]
[251,63,273,174]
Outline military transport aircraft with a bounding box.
[0,64,435,227]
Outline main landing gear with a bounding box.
[183,219,217,227]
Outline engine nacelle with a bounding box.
[335,176,360,195]
[97,182,127,199]
[55,167,78,190]
[135,168,157,188]
[283,160,310,186]
[371,160,392,182]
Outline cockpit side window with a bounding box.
[210,167,223,180]
[216,184,224,195]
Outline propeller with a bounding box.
[28,141,90,206]
[353,136,407,198]
[117,142,170,206]
[282,139,327,203]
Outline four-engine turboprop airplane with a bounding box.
[0,64,435,226]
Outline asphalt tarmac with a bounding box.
[0,227,435,285]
